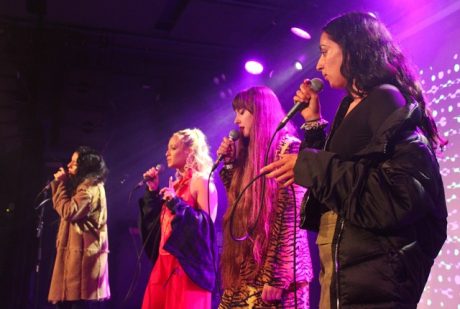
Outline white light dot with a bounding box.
[454,64,460,72]
[449,105,453,112]
[454,249,459,256]
[438,71,444,79]
[420,69,424,75]
[433,110,438,117]
[455,275,460,284]
[431,75,436,81]
[438,275,443,282]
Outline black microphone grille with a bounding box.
[155,164,165,173]
[229,129,240,141]
[310,78,324,93]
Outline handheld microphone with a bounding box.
[276,78,324,131]
[135,164,165,188]
[211,129,240,172]
[39,165,68,194]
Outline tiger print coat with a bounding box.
[219,135,313,308]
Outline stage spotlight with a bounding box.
[290,27,311,40]
[294,61,303,71]
[245,60,264,75]
[368,12,377,18]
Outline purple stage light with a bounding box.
[245,60,264,75]
[290,27,311,40]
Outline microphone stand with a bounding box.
[33,186,51,309]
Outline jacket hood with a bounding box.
[353,102,422,157]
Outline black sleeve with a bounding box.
[294,141,443,232]
[300,127,327,151]
[138,189,163,263]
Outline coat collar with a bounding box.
[353,102,421,157]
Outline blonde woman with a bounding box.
[139,128,218,309]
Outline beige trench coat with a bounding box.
[48,179,110,303]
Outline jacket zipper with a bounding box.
[334,218,345,309]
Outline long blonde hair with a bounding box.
[221,86,296,288]
[173,128,213,179]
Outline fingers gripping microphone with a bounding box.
[211,129,240,172]
[135,164,165,188]
[276,78,324,131]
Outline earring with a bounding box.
[184,152,195,172]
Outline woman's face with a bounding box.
[316,32,347,89]
[165,135,190,170]
[234,108,254,138]
[67,152,79,176]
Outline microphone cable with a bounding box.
[207,168,223,299]
[122,184,158,304]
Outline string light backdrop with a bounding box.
[419,52,460,308]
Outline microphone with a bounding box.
[135,164,165,188]
[276,78,324,131]
[211,129,240,172]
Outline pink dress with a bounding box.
[141,173,212,309]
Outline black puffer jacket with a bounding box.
[295,102,447,308]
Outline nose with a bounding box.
[316,57,324,72]
[234,115,239,124]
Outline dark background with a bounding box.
[1,0,459,308]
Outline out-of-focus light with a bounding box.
[245,60,264,75]
[368,12,377,18]
[290,27,311,40]
[294,61,303,71]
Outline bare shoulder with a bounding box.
[190,174,215,191]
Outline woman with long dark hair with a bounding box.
[217,86,313,308]
[48,146,110,309]
[263,12,447,308]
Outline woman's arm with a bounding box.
[51,181,93,221]
[294,139,443,231]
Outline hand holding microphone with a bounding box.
[138,164,164,191]
[212,129,240,171]
[53,167,68,182]
[277,78,324,131]
[295,78,324,121]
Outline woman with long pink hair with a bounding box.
[217,86,313,308]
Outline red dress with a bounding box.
[141,173,212,309]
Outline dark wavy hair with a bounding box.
[68,146,108,194]
[323,12,445,149]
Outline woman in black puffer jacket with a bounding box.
[262,12,447,309]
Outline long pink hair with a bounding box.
[221,86,296,288]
